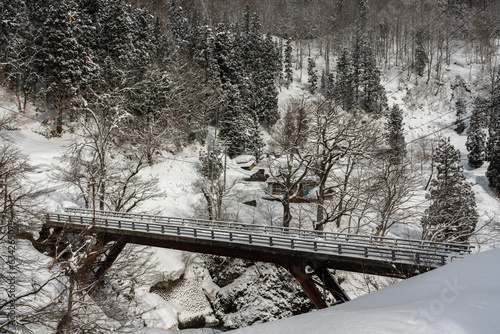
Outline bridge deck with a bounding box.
[45,208,474,278]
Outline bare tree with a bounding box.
[368,159,423,236]
[268,97,313,228]
[54,102,161,212]
[194,142,236,221]
[309,99,383,231]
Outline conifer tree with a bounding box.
[320,69,327,95]
[218,83,252,158]
[213,23,240,86]
[414,30,428,77]
[352,36,387,113]
[422,138,477,243]
[466,103,486,168]
[385,104,406,163]
[486,107,500,192]
[0,0,36,112]
[307,58,318,94]
[486,71,500,193]
[455,98,467,134]
[327,72,335,98]
[255,33,280,127]
[168,0,191,47]
[199,145,224,182]
[334,48,354,111]
[41,0,88,135]
[284,36,293,88]
[473,96,490,128]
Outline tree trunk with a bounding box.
[202,189,214,220]
[282,196,292,228]
[56,276,74,334]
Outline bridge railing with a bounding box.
[63,208,474,256]
[47,210,474,268]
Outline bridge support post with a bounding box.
[313,267,350,304]
[77,237,106,279]
[94,241,127,281]
[76,236,127,292]
[286,262,350,309]
[288,264,328,309]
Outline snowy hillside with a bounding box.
[2,1,500,333]
[227,249,500,334]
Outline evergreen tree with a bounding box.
[455,98,466,134]
[486,72,500,178]
[472,96,490,128]
[358,0,369,22]
[284,36,293,88]
[0,0,27,58]
[0,0,37,111]
[486,103,500,192]
[414,30,428,77]
[246,109,265,160]
[466,103,486,168]
[422,138,478,243]
[334,48,354,111]
[168,0,191,47]
[320,69,327,95]
[385,104,406,163]
[96,0,137,63]
[213,23,241,86]
[327,72,335,98]
[41,0,88,135]
[352,36,387,113]
[218,83,252,158]
[199,144,224,181]
[254,33,280,127]
[307,58,318,94]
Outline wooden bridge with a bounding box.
[43,208,474,309]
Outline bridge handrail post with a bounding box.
[269,236,273,246]
[314,241,317,251]
[132,222,135,230]
[291,239,294,249]
[161,225,165,234]
[177,227,180,235]
[249,235,252,244]
[146,224,150,232]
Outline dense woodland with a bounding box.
[2,0,500,332]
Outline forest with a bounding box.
[1,0,500,332]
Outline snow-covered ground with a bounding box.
[227,249,500,334]
[2,38,500,333]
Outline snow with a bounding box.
[134,288,180,329]
[227,250,500,334]
[2,33,500,334]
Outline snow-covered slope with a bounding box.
[227,249,500,334]
[2,36,500,333]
